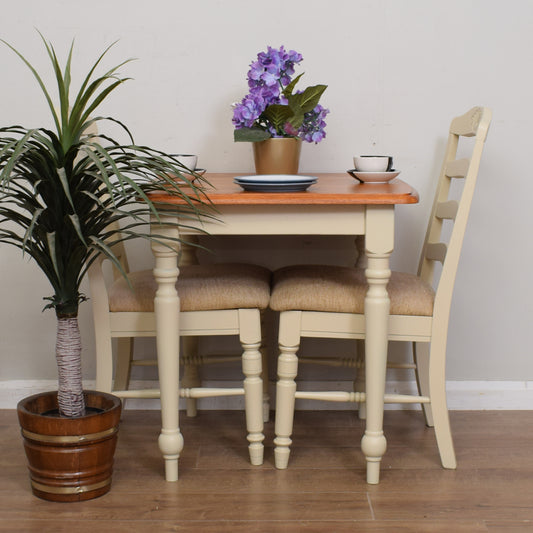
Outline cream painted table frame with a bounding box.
[148,173,419,484]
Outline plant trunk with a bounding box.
[56,316,85,417]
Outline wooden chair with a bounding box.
[270,106,492,470]
[88,241,269,465]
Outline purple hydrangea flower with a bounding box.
[247,46,303,103]
[232,94,267,129]
[234,46,327,143]
[298,105,330,143]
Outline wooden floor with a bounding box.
[1,408,533,532]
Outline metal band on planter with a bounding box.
[21,427,118,444]
[31,478,112,495]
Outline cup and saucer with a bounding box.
[170,154,206,184]
[347,155,400,183]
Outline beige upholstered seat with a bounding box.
[88,255,269,465]
[271,266,435,316]
[109,263,270,313]
[271,106,492,472]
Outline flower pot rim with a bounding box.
[256,137,302,143]
[17,390,121,419]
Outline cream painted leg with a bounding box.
[428,335,456,469]
[151,215,183,482]
[113,337,134,409]
[361,206,393,484]
[114,338,133,392]
[354,340,366,420]
[261,348,270,423]
[94,329,113,393]
[181,337,200,417]
[413,341,434,426]
[260,310,270,423]
[239,308,265,465]
[354,237,368,420]
[274,311,301,469]
[179,238,200,417]
[90,257,114,393]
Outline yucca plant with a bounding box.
[0,35,210,417]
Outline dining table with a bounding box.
[147,172,419,484]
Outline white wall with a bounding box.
[1,1,532,391]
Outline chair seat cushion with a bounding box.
[109,263,271,312]
[270,265,434,316]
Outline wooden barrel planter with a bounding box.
[17,390,121,502]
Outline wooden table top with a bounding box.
[148,173,419,206]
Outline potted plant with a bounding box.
[0,35,209,501]
[232,45,329,174]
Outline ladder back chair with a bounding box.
[269,106,492,472]
[82,118,269,426]
[88,236,269,465]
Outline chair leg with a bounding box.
[95,328,114,393]
[428,340,456,469]
[259,310,271,422]
[113,337,134,409]
[239,309,265,466]
[413,341,434,426]
[274,311,301,469]
[354,340,366,420]
[274,345,298,469]
[114,338,134,391]
[181,337,200,417]
[261,346,270,423]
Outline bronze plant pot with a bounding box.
[253,137,302,175]
[17,390,121,502]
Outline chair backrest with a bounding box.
[106,223,131,282]
[418,106,492,318]
[81,118,131,281]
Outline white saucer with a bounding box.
[173,168,206,185]
[347,169,400,183]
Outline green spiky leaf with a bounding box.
[0,36,215,316]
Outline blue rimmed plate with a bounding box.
[234,174,317,192]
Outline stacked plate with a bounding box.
[234,174,317,192]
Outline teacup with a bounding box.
[172,154,198,171]
[353,155,393,172]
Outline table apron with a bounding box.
[181,204,366,235]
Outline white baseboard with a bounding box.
[1,379,532,410]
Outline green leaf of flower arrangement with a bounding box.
[282,73,304,99]
[289,84,328,115]
[262,104,295,134]
[234,126,271,142]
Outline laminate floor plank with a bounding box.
[370,491,533,521]
[1,409,532,532]
[485,520,533,532]
[0,519,492,532]
[0,491,372,521]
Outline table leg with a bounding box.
[361,206,394,484]
[151,216,183,481]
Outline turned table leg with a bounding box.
[361,206,394,484]
[151,215,183,482]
